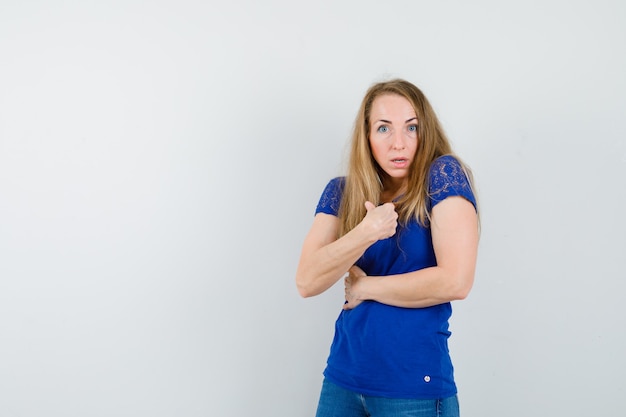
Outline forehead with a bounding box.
[370,94,416,119]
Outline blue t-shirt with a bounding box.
[314,155,476,399]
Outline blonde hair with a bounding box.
[338,79,476,237]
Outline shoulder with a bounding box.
[321,177,346,197]
[428,155,477,209]
[327,176,346,189]
[315,177,345,216]
[429,155,464,176]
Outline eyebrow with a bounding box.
[375,117,418,124]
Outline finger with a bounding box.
[349,265,364,277]
[364,201,376,212]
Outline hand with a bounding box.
[362,201,398,241]
[343,265,367,310]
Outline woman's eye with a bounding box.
[377,125,389,133]
[408,124,418,132]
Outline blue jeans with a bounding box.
[315,379,460,417]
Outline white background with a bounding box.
[1,1,624,416]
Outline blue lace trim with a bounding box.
[428,155,476,209]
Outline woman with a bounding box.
[296,79,479,417]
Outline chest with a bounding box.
[356,221,436,276]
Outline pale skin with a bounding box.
[295,94,478,309]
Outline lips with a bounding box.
[391,158,409,168]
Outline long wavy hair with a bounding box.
[338,79,476,237]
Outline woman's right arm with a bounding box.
[296,202,397,298]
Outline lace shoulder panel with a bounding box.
[428,155,476,209]
[315,177,345,216]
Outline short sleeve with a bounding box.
[428,156,476,210]
[315,177,345,216]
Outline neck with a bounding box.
[381,178,406,202]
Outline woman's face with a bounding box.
[368,94,419,183]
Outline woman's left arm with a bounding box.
[344,196,478,309]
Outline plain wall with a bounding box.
[1,1,624,416]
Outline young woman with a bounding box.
[296,79,479,417]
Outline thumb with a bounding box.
[364,201,376,212]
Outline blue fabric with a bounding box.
[315,378,460,417]
[314,155,476,399]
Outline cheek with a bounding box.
[370,140,383,155]
[369,140,385,162]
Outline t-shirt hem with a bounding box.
[323,371,457,400]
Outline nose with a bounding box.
[392,130,406,150]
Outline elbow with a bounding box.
[298,287,315,299]
[452,286,471,301]
[449,273,474,301]
[295,275,317,298]
[296,282,313,298]
[297,276,331,299]
[295,263,329,298]
[297,284,322,299]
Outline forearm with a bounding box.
[358,265,474,308]
[296,226,376,298]
[297,202,399,298]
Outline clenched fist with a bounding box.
[361,201,398,241]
